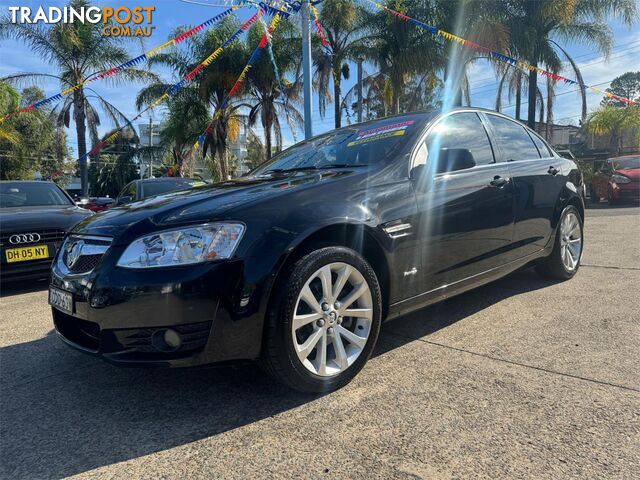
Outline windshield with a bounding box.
[0,182,72,208]
[612,156,640,170]
[250,116,426,176]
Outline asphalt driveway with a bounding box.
[1,205,638,479]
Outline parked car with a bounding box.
[49,109,585,392]
[591,155,640,204]
[114,178,207,206]
[0,181,91,282]
[77,197,115,213]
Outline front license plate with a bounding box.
[5,245,49,263]
[49,287,73,315]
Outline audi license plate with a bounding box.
[49,287,73,315]
[5,245,49,263]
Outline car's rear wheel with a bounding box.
[536,205,583,280]
[261,247,382,393]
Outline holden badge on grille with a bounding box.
[65,239,85,269]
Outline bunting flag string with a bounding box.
[363,0,638,106]
[0,5,245,124]
[80,10,265,161]
[187,7,296,166]
[259,16,298,143]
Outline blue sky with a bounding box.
[1,0,638,158]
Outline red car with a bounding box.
[591,155,640,204]
[76,197,115,213]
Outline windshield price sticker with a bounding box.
[348,120,415,147]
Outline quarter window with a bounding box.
[417,112,495,173]
[486,114,541,161]
[528,131,553,157]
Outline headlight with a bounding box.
[117,223,245,269]
[612,174,630,184]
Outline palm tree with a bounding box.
[0,83,20,144]
[0,0,158,196]
[315,0,367,129]
[88,128,139,197]
[436,0,511,108]
[506,0,637,129]
[359,0,444,115]
[138,16,249,180]
[586,104,640,155]
[245,18,303,160]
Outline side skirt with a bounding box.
[385,246,551,321]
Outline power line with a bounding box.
[468,40,640,86]
[500,79,613,111]
[468,43,640,95]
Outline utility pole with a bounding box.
[357,57,363,123]
[148,116,153,178]
[301,0,313,139]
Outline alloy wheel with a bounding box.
[291,262,373,377]
[560,212,582,271]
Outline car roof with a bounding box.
[329,107,537,134]
[0,180,57,184]
[138,178,193,184]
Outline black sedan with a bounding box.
[50,109,585,392]
[114,177,207,206]
[0,181,91,282]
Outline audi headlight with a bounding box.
[612,174,630,184]
[117,223,245,269]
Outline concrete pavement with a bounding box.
[1,206,638,479]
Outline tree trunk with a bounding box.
[527,66,537,129]
[515,72,522,121]
[73,89,88,197]
[264,121,272,161]
[334,68,342,129]
[217,146,228,180]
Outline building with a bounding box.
[532,122,583,147]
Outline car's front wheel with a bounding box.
[261,247,382,393]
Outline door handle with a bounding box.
[489,175,510,188]
[548,166,559,176]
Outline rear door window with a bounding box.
[486,115,541,162]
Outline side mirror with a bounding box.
[435,148,476,174]
[409,163,426,181]
[116,195,132,206]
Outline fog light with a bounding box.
[151,328,182,352]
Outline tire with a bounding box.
[261,246,382,393]
[536,205,584,280]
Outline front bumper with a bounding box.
[1,242,62,282]
[50,244,269,367]
[611,182,640,201]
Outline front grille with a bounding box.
[59,235,112,275]
[69,254,103,274]
[0,229,66,247]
